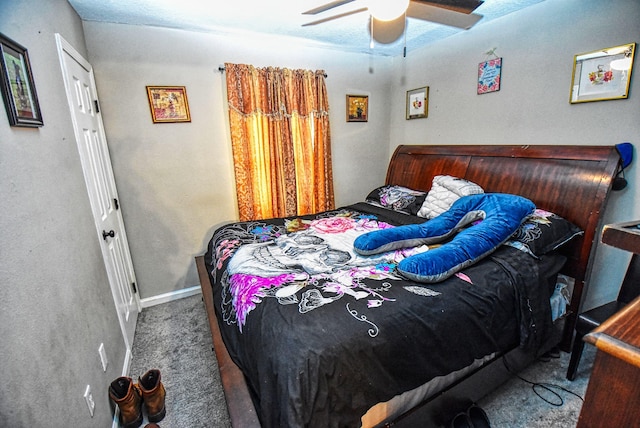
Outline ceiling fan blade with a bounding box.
[302,0,357,15]
[407,2,483,29]
[302,7,368,26]
[411,0,484,14]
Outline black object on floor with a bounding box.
[467,403,491,428]
[449,403,490,428]
[450,411,473,428]
[566,253,640,381]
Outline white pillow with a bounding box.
[417,175,484,219]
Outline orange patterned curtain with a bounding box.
[224,63,334,221]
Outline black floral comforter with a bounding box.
[204,203,554,427]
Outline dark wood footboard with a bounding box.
[196,255,260,427]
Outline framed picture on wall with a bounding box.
[346,94,368,122]
[477,57,502,94]
[0,33,43,127]
[146,86,191,123]
[406,86,428,119]
[570,43,635,103]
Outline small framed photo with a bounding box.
[346,94,368,122]
[146,86,191,123]
[406,86,428,119]
[477,57,502,94]
[570,43,635,104]
[0,33,43,127]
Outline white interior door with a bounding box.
[55,34,140,360]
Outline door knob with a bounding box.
[102,230,115,240]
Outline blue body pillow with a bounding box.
[353,193,536,283]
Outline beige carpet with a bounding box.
[129,294,595,427]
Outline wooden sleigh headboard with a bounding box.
[385,144,621,351]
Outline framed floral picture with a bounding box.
[346,94,368,122]
[570,43,635,103]
[477,57,502,94]
[406,86,428,119]
[0,33,43,127]
[146,86,191,123]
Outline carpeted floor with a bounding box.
[129,294,231,428]
[477,342,594,427]
[129,294,596,428]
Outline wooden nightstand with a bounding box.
[601,220,640,254]
[576,221,640,428]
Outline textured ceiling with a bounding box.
[67,0,544,56]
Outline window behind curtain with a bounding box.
[224,63,334,221]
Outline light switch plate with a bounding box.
[98,343,108,372]
[84,384,95,417]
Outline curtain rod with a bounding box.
[218,66,327,78]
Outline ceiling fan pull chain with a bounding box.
[370,15,374,49]
[403,12,407,57]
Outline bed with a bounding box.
[195,144,620,427]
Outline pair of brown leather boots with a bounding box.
[109,369,166,428]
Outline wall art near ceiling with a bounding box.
[570,43,635,104]
[406,86,428,119]
[477,57,502,94]
[346,94,368,122]
[0,33,43,127]
[146,86,191,123]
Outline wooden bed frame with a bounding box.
[196,144,620,427]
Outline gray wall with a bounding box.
[0,0,128,426]
[388,0,640,310]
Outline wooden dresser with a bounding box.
[576,221,640,428]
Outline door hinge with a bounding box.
[113,198,119,210]
[94,99,100,113]
[131,282,137,294]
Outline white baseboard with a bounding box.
[140,285,202,309]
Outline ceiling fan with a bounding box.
[302,0,484,45]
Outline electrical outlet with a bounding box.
[84,385,95,417]
[98,343,108,372]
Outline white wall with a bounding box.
[82,22,394,299]
[388,0,640,310]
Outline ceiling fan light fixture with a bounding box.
[367,0,409,21]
